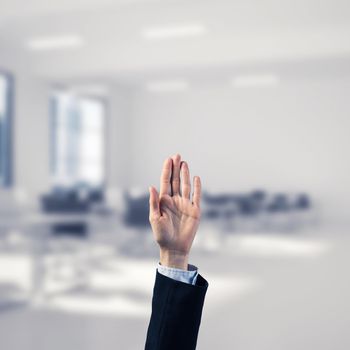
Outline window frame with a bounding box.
[0,70,14,188]
[49,90,108,189]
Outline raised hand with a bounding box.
[149,154,202,270]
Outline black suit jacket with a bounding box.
[145,271,208,350]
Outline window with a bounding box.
[0,72,13,187]
[50,91,106,188]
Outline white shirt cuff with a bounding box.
[157,263,199,285]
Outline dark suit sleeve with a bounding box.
[145,271,208,350]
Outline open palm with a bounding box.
[149,154,202,269]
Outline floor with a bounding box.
[0,223,349,350]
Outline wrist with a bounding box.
[159,249,189,270]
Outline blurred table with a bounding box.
[0,211,95,305]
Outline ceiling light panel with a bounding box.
[142,24,206,40]
[26,35,85,51]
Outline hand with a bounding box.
[149,154,202,270]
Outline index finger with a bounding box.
[192,176,202,207]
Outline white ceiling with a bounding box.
[0,0,350,84]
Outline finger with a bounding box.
[149,186,160,220]
[192,176,202,207]
[171,154,181,195]
[160,158,172,196]
[180,161,191,199]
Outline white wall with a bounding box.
[14,74,50,198]
[107,85,133,189]
[1,55,134,200]
[12,76,134,196]
[0,52,51,199]
[124,78,350,224]
[3,56,350,225]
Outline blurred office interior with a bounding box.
[0,0,350,349]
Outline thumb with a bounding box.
[149,186,160,220]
